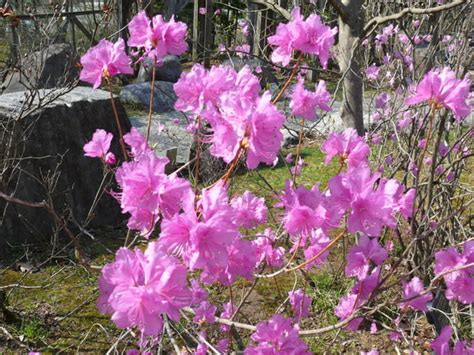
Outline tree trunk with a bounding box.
[338,0,365,136]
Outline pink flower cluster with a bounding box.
[174,64,285,168]
[244,314,310,354]
[290,76,332,121]
[128,11,188,61]
[80,38,133,89]
[80,12,187,88]
[267,6,337,67]
[157,182,263,286]
[430,325,474,354]
[406,67,471,120]
[97,242,191,336]
[83,129,116,165]
[114,128,193,236]
[434,241,474,304]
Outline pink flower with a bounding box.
[104,152,116,165]
[246,92,285,169]
[345,236,388,280]
[198,7,207,15]
[128,11,188,61]
[290,77,332,120]
[438,141,449,157]
[431,326,452,355]
[366,64,380,81]
[97,242,192,336]
[370,322,378,334]
[431,325,474,354]
[268,7,337,68]
[375,92,390,109]
[400,277,432,311]
[278,180,329,236]
[254,229,285,268]
[190,279,208,305]
[231,191,268,228]
[83,129,113,159]
[244,314,311,354]
[234,44,251,58]
[434,242,474,304]
[328,168,414,236]
[219,302,235,332]
[203,239,257,286]
[335,268,380,324]
[193,301,216,324]
[405,67,471,119]
[80,38,133,89]
[289,289,311,320]
[303,229,331,269]
[115,130,193,236]
[321,128,370,168]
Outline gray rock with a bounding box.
[129,111,193,165]
[223,56,278,87]
[0,87,130,254]
[136,56,182,83]
[1,43,78,94]
[120,81,177,113]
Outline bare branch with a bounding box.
[247,0,291,20]
[364,0,470,34]
[327,0,350,22]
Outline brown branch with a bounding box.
[363,0,469,34]
[0,191,88,268]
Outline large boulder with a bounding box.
[1,43,78,94]
[0,87,130,254]
[136,55,182,83]
[128,111,193,165]
[120,81,177,113]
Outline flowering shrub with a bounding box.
[79,5,473,354]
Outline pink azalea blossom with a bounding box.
[97,242,192,336]
[193,301,216,324]
[430,326,452,355]
[190,279,208,305]
[254,229,285,268]
[203,239,257,286]
[345,236,388,280]
[128,11,188,61]
[278,180,330,236]
[370,322,378,334]
[289,289,312,320]
[366,64,380,81]
[244,314,311,354]
[198,7,207,15]
[217,339,230,353]
[115,129,193,236]
[335,268,380,325]
[231,191,268,228]
[80,38,133,89]
[328,167,414,236]
[303,229,331,269]
[290,76,332,120]
[405,67,471,120]
[219,302,235,332]
[267,7,337,68]
[375,92,390,109]
[83,129,113,159]
[434,241,474,304]
[321,128,370,168]
[400,277,432,311]
[104,152,116,165]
